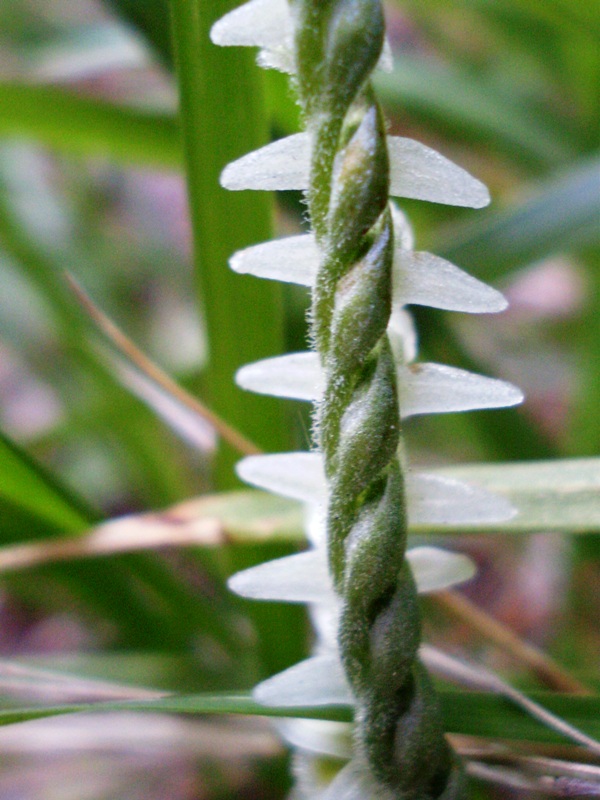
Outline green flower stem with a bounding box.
[294,1,462,795]
[169,0,291,490]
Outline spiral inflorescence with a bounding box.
[293,1,462,796]
[212,0,523,795]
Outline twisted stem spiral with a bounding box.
[293,1,463,796]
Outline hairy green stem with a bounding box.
[294,1,463,795]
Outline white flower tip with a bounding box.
[235,352,322,401]
[388,137,491,208]
[377,38,394,73]
[209,16,230,46]
[236,451,326,503]
[407,472,518,526]
[490,291,509,313]
[253,655,353,708]
[220,133,310,192]
[408,546,476,594]
[394,250,509,314]
[468,181,491,209]
[227,550,333,604]
[229,234,317,286]
[210,0,290,48]
[400,363,524,418]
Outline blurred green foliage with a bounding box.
[0,0,597,797]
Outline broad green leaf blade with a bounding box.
[0,490,304,575]
[3,452,597,577]
[2,690,599,746]
[0,84,180,169]
[432,457,600,535]
[438,158,600,280]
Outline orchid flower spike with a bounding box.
[211,1,522,798]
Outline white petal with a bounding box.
[305,503,328,548]
[406,472,517,525]
[407,546,475,594]
[388,307,418,365]
[377,38,394,73]
[237,355,523,418]
[256,46,295,74]
[230,232,505,315]
[390,202,415,250]
[388,137,490,208]
[394,251,508,313]
[230,234,318,285]
[254,654,353,707]
[309,601,340,649]
[210,0,291,49]
[321,759,395,800]
[236,352,322,401]
[213,4,391,77]
[259,26,392,76]
[221,134,489,208]
[228,549,335,603]
[236,452,326,502]
[399,362,524,417]
[220,133,310,191]
[276,719,353,759]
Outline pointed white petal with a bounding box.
[220,133,310,191]
[254,654,353,707]
[399,362,524,417]
[406,472,517,525]
[305,503,328,548]
[210,0,291,49]
[390,202,415,250]
[309,601,340,649]
[321,758,395,800]
[407,546,476,594]
[236,452,326,502]
[276,719,353,759]
[388,137,490,208]
[377,38,394,73]
[230,234,318,285]
[388,307,418,365]
[236,352,322,401]
[221,134,489,205]
[228,550,335,603]
[394,251,508,313]
[256,46,295,73]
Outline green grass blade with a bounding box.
[0,430,96,535]
[169,0,291,488]
[167,1,303,679]
[439,157,600,280]
[4,451,598,573]
[0,84,180,169]
[103,0,173,66]
[374,56,572,167]
[430,458,600,535]
[0,432,197,646]
[2,690,599,746]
